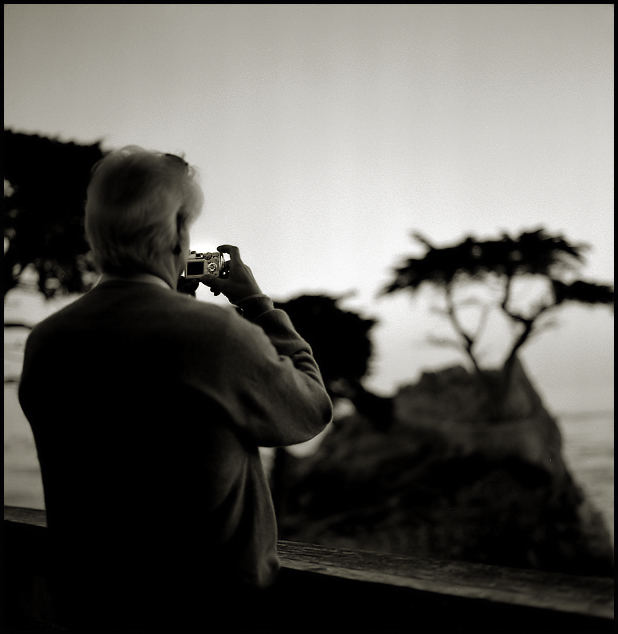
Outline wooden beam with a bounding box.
[5,506,613,624]
[278,540,614,621]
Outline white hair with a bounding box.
[85,146,204,275]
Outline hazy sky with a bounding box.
[4,4,614,412]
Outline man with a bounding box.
[18,147,332,628]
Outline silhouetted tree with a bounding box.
[381,228,614,419]
[3,129,105,300]
[273,294,394,422]
[274,294,376,395]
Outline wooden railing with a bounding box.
[4,505,614,631]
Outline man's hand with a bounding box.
[200,245,263,305]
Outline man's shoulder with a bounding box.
[27,292,91,338]
[29,283,235,339]
[161,291,237,331]
[117,284,245,344]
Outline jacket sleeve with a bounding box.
[182,303,333,448]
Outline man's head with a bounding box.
[85,146,204,282]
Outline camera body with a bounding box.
[184,251,229,278]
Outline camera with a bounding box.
[184,251,229,278]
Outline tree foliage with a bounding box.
[381,228,614,413]
[3,129,105,299]
[274,294,377,399]
[383,229,589,293]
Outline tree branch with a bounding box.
[473,302,492,342]
[500,273,529,325]
[502,302,556,379]
[443,283,483,376]
[4,322,34,330]
[426,334,466,351]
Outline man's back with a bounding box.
[19,278,331,626]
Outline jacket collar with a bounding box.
[97,272,172,290]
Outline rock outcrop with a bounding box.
[275,359,614,577]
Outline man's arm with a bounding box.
[216,307,332,447]
[195,245,333,447]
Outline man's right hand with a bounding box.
[200,244,264,305]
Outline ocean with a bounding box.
[556,409,614,538]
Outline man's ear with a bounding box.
[173,213,185,255]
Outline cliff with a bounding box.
[275,359,614,577]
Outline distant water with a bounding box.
[556,409,614,539]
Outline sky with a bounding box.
[4,3,614,413]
